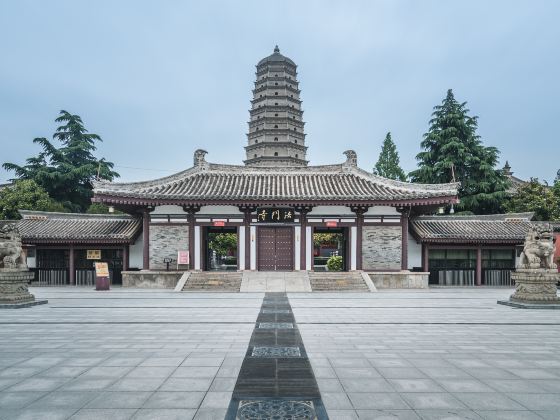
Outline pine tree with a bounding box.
[374,132,407,181]
[3,110,119,212]
[409,89,509,214]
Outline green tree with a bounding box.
[86,203,121,214]
[3,110,119,212]
[409,89,509,214]
[0,180,66,220]
[374,132,407,181]
[208,233,237,257]
[505,178,560,221]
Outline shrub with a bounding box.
[327,255,343,272]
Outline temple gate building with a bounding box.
[88,46,460,289]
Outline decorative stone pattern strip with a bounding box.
[226,292,328,420]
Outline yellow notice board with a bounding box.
[94,262,109,278]
[87,250,101,260]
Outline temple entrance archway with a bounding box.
[257,227,294,271]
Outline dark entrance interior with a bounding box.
[257,227,294,271]
[313,227,348,271]
[204,227,238,271]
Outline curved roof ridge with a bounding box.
[93,165,201,190]
[414,212,535,221]
[349,166,460,193]
[18,210,136,219]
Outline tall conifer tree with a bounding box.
[409,89,508,214]
[374,132,407,181]
[3,110,119,212]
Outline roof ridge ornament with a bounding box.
[343,150,357,168]
[274,45,280,53]
[193,149,209,170]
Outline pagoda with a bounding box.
[244,46,307,167]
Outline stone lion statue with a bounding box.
[518,225,557,270]
[0,223,27,270]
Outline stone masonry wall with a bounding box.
[149,225,189,270]
[362,225,401,270]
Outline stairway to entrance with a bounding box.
[182,272,242,292]
[308,271,372,291]
[240,271,312,292]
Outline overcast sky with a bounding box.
[1,1,559,185]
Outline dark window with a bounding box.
[275,113,278,116]
[274,137,278,141]
[254,154,257,158]
[275,103,278,105]
[274,125,278,128]
[294,140,297,144]
[255,140,258,143]
[296,154,298,158]
[275,82,278,85]
[293,128,296,131]
[275,92,278,96]
[274,152,278,156]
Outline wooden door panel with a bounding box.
[257,227,294,271]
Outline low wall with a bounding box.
[122,271,184,289]
[368,271,429,289]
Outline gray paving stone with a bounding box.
[159,377,213,391]
[85,391,152,408]
[143,391,204,409]
[476,410,543,420]
[192,408,228,419]
[209,377,236,391]
[414,409,482,419]
[109,378,166,392]
[171,366,220,378]
[321,392,354,410]
[435,379,496,393]
[27,391,98,408]
[132,408,196,420]
[506,393,560,410]
[389,378,445,393]
[0,391,47,409]
[181,357,224,367]
[125,366,176,378]
[340,378,395,393]
[8,408,78,420]
[8,377,68,392]
[356,410,421,420]
[198,391,232,408]
[452,393,526,410]
[70,409,136,420]
[400,393,467,410]
[348,392,410,409]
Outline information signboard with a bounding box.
[87,250,101,260]
[177,250,189,265]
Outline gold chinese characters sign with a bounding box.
[256,207,294,223]
[87,250,101,260]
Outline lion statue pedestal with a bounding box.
[498,225,560,309]
[0,222,47,309]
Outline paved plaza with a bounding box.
[1,287,560,419]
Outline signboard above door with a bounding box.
[256,207,295,223]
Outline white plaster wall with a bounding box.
[129,234,144,269]
[151,205,185,215]
[309,206,354,216]
[366,206,399,215]
[199,205,242,215]
[408,232,422,270]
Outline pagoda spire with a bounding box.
[244,47,308,167]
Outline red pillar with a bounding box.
[476,246,482,286]
[244,210,251,270]
[300,210,308,271]
[142,208,150,270]
[68,245,75,285]
[399,207,410,271]
[123,245,129,271]
[355,210,364,270]
[422,244,429,272]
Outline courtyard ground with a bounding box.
[0,287,559,419]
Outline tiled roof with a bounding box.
[410,213,536,244]
[17,211,141,244]
[93,153,459,206]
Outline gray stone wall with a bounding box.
[149,225,189,270]
[362,225,401,270]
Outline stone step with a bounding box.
[309,271,369,291]
[183,272,242,292]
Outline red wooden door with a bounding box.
[257,227,294,271]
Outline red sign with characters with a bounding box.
[213,221,225,227]
[325,221,338,227]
